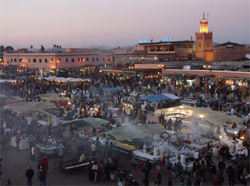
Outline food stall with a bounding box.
[155,105,244,127]
[155,105,245,151]
[9,134,35,150]
[36,143,58,156]
[38,93,70,108]
[4,101,59,127]
[104,124,166,157]
[63,117,110,140]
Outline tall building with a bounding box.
[195,13,214,62]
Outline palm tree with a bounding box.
[30,45,33,51]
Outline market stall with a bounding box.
[38,76,90,83]
[9,134,35,150]
[140,94,180,102]
[4,101,58,114]
[63,117,110,140]
[104,124,166,156]
[103,87,122,93]
[155,105,244,127]
[36,143,58,156]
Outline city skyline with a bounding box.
[0,0,249,48]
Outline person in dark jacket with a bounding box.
[226,164,235,186]
[25,166,34,186]
[218,158,225,174]
[142,176,149,186]
[38,166,46,186]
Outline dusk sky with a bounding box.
[0,0,249,48]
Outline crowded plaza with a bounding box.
[0,65,249,186]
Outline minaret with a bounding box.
[200,13,208,33]
[195,13,214,62]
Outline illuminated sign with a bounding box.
[139,40,148,44]
[161,37,172,42]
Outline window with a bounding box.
[11,58,13,62]
[78,58,80,62]
[33,59,36,63]
[86,57,89,62]
[28,59,30,63]
[96,57,99,61]
[66,58,68,62]
[207,42,209,47]
[92,57,95,62]
[45,59,47,63]
[71,58,74,62]
[19,58,22,62]
[199,42,201,47]
[14,58,17,62]
[39,59,42,63]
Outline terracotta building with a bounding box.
[3,48,113,69]
[213,42,247,61]
[114,40,194,67]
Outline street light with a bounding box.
[203,64,212,72]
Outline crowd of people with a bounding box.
[0,69,249,185]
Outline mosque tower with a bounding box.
[195,13,214,62]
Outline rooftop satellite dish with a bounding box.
[183,65,191,70]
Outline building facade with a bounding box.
[114,40,194,67]
[213,42,247,61]
[3,48,113,69]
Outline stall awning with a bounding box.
[154,105,244,127]
[63,117,109,128]
[204,74,215,77]
[123,73,136,77]
[172,73,183,76]
[38,76,90,83]
[4,101,57,114]
[103,87,122,93]
[223,76,246,80]
[140,94,180,102]
[104,124,165,141]
[159,73,171,76]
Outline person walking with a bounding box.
[41,156,48,170]
[38,166,46,186]
[218,158,225,175]
[91,161,98,183]
[98,161,105,182]
[25,166,34,186]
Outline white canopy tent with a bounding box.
[4,101,58,114]
[155,105,244,127]
[38,76,91,83]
